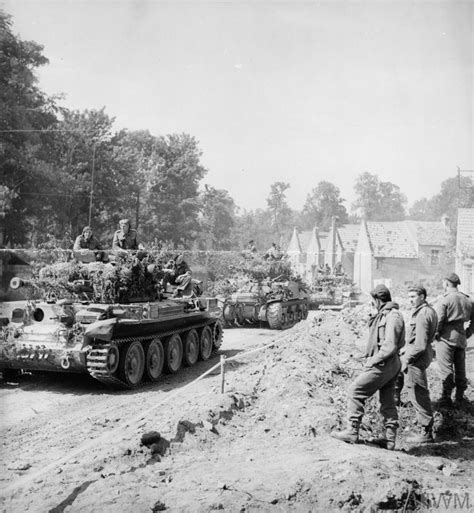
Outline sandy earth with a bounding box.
[1,311,474,512]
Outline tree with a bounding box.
[197,185,236,250]
[300,181,348,230]
[352,172,407,221]
[409,175,474,229]
[266,181,294,241]
[139,133,207,246]
[0,11,59,245]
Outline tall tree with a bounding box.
[409,175,474,229]
[0,11,59,245]
[266,181,293,241]
[352,172,406,221]
[197,185,236,250]
[139,133,207,246]
[301,181,348,230]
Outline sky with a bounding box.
[3,0,473,213]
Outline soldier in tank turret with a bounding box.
[112,219,142,251]
[73,226,106,262]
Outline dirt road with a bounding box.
[1,313,473,512]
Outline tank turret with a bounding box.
[219,278,308,329]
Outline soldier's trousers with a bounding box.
[175,273,192,295]
[405,364,433,426]
[436,341,467,394]
[347,356,401,428]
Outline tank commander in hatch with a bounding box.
[73,226,107,262]
[112,218,143,251]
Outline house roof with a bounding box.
[286,219,451,258]
[405,220,450,247]
[338,224,360,252]
[287,228,303,253]
[365,221,418,258]
[457,208,474,255]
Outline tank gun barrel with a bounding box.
[9,277,33,290]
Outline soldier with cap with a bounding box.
[435,272,474,407]
[331,284,405,450]
[112,219,140,251]
[400,285,438,443]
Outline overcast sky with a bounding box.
[4,0,473,213]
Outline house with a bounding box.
[287,216,452,291]
[455,208,474,294]
[354,218,451,292]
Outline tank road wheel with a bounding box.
[267,302,283,329]
[183,330,199,367]
[146,338,164,382]
[199,326,213,361]
[213,320,224,351]
[119,341,145,387]
[296,309,302,322]
[287,309,295,326]
[106,345,120,374]
[164,334,183,373]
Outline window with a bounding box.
[430,249,440,266]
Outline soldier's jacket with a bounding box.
[176,261,190,277]
[112,229,138,250]
[405,301,437,368]
[73,234,102,251]
[435,290,474,348]
[366,301,405,366]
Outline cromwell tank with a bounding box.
[0,258,223,389]
[219,279,309,330]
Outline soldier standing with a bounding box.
[401,286,438,443]
[112,219,140,250]
[331,284,405,450]
[435,273,474,407]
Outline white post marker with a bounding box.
[220,354,226,394]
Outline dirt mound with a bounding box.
[2,311,474,512]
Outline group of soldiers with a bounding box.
[73,219,140,253]
[73,220,194,297]
[331,273,474,449]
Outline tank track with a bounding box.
[86,319,222,389]
[267,300,309,330]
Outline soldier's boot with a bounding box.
[406,424,434,444]
[385,426,397,451]
[330,420,360,444]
